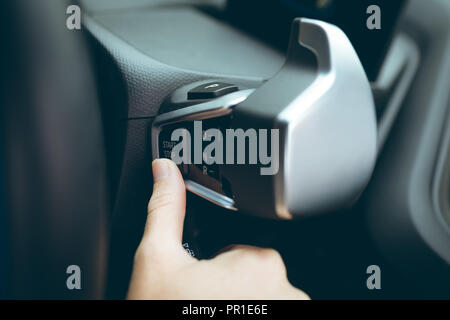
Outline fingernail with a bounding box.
[152,159,169,183]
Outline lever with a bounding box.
[152,18,377,219]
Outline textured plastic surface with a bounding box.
[81,0,225,13]
[84,11,270,119]
[86,6,284,83]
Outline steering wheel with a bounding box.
[0,0,107,298]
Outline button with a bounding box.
[206,165,219,180]
[194,162,219,180]
[158,122,192,175]
[187,82,239,100]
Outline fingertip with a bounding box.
[143,158,187,249]
[152,159,169,183]
[152,159,184,184]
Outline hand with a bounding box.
[127,159,310,300]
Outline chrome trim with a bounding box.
[151,89,255,210]
[274,18,377,218]
[185,180,237,211]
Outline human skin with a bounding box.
[127,159,309,300]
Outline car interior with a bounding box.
[0,0,449,299]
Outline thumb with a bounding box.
[142,159,187,252]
